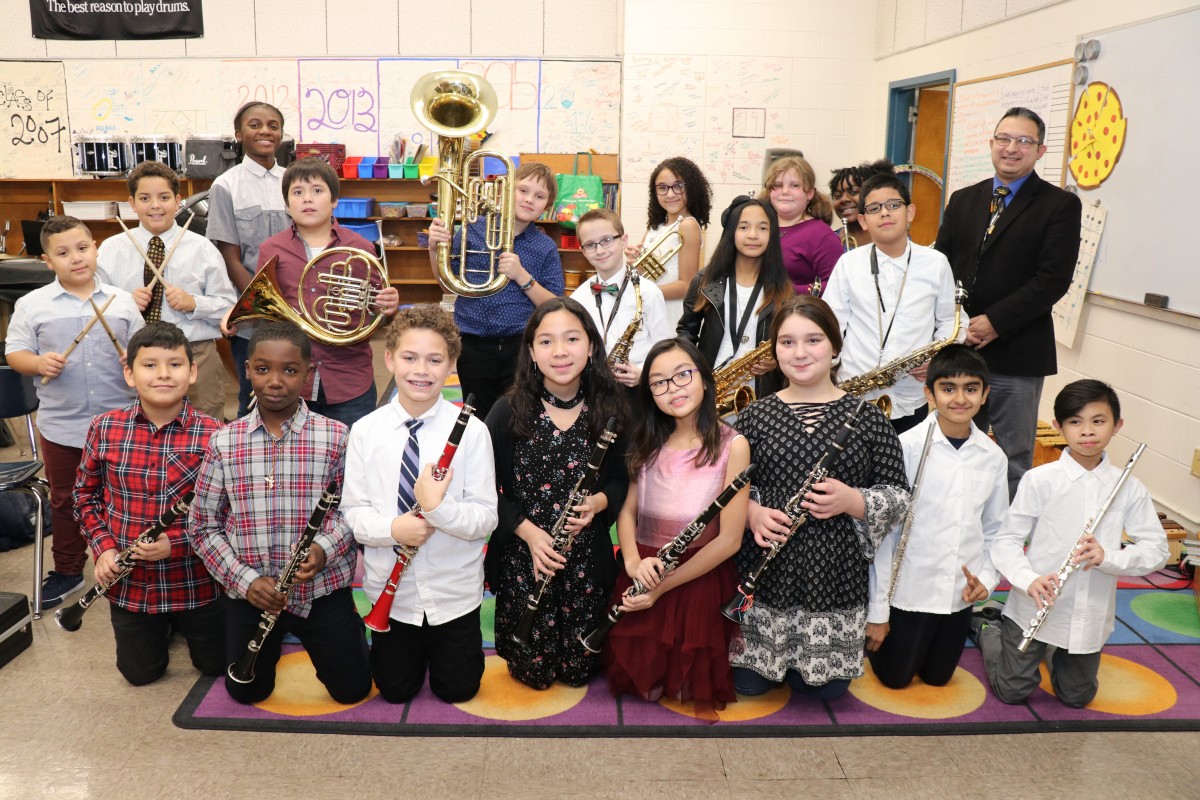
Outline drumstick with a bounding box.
[151,212,195,291]
[88,296,126,360]
[114,217,173,291]
[41,296,115,384]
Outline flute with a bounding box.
[55,491,194,632]
[41,295,115,384]
[721,399,867,624]
[1017,443,1146,653]
[509,417,619,648]
[228,480,340,685]
[362,395,476,633]
[885,419,936,605]
[580,464,757,653]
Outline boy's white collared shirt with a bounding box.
[992,450,1169,653]
[568,269,673,367]
[824,241,966,418]
[342,395,498,626]
[868,413,1009,623]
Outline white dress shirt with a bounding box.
[343,396,498,626]
[569,269,672,368]
[868,414,1009,623]
[993,450,1169,653]
[96,222,237,342]
[824,241,965,417]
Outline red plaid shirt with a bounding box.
[74,398,221,613]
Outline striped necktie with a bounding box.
[396,418,422,515]
[979,186,1010,253]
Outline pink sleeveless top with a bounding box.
[636,426,739,551]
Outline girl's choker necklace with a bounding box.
[540,385,584,409]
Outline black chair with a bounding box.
[0,365,50,618]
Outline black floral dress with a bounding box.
[732,394,910,686]
[492,405,607,689]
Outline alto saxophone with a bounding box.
[607,269,643,368]
[837,282,967,417]
[714,340,774,417]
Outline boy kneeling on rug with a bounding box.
[973,380,1167,708]
[344,306,497,703]
[189,321,372,705]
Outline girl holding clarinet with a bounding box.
[599,337,751,711]
[485,298,628,690]
[730,295,909,700]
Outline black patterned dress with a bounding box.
[732,393,909,686]
[492,405,608,689]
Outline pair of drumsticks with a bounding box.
[40,214,194,384]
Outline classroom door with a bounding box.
[909,86,948,246]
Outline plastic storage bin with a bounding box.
[336,197,375,219]
[340,221,380,242]
[357,157,377,179]
[342,157,363,179]
[61,201,118,220]
[388,163,406,179]
[378,202,408,218]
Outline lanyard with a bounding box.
[726,278,763,352]
[593,274,629,345]
[871,245,912,365]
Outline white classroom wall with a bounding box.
[872,0,1200,530]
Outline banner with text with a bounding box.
[29,0,204,40]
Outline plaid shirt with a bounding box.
[187,400,354,618]
[74,398,221,613]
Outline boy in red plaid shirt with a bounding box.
[75,322,224,686]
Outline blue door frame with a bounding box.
[886,70,955,224]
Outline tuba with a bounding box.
[631,219,684,281]
[226,248,389,346]
[412,71,516,298]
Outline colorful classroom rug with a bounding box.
[174,575,1200,737]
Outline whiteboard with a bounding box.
[0,60,72,178]
[5,57,621,179]
[945,61,1074,197]
[1073,8,1200,316]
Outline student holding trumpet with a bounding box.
[4,215,144,609]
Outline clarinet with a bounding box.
[721,399,867,624]
[228,480,341,685]
[885,419,936,605]
[55,491,195,632]
[362,395,476,633]
[1017,443,1146,653]
[580,464,757,653]
[509,417,619,648]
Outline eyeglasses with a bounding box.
[648,369,695,396]
[992,133,1041,149]
[862,199,907,215]
[580,235,620,253]
[654,182,686,197]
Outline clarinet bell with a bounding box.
[509,608,534,648]
[227,648,259,685]
[54,603,85,632]
[719,587,751,624]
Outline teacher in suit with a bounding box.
[934,106,1081,498]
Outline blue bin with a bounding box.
[357,156,377,179]
[340,221,379,242]
[336,197,374,218]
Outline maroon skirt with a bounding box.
[602,542,741,710]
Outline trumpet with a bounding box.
[56,492,194,632]
[362,395,477,633]
[714,340,774,417]
[228,480,340,685]
[581,465,756,653]
[837,282,967,417]
[510,418,619,648]
[1018,444,1146,653]
[607,269,642,367]
[838,217,857,251]
[226,249,390,346]
[721,400,866,623]
[631,219,683,281]
[412,71,516,298]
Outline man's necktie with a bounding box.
[591,281,619,296]
[980,186,1010,253]
[144,235,166,322]
[396,418,423,515]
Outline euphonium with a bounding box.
[837,282,967,417]
[631,219,684,281]
[226,249,389,346]
[714,340,774,417]
[412,70,516,298]
[606,269,642,367]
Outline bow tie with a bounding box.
[591,282,619,296]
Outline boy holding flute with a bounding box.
[4,215,143,609]
[975,379,1167,708]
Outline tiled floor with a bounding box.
[2,354,1199,799]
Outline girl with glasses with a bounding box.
[627,157,712,325]
[730,295,909,700]
[602,337,751,713]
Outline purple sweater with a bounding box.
[780,218,843,295]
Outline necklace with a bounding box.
[540,384,584,409]
[265,435,283,488]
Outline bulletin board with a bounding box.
[0,57,621,179]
